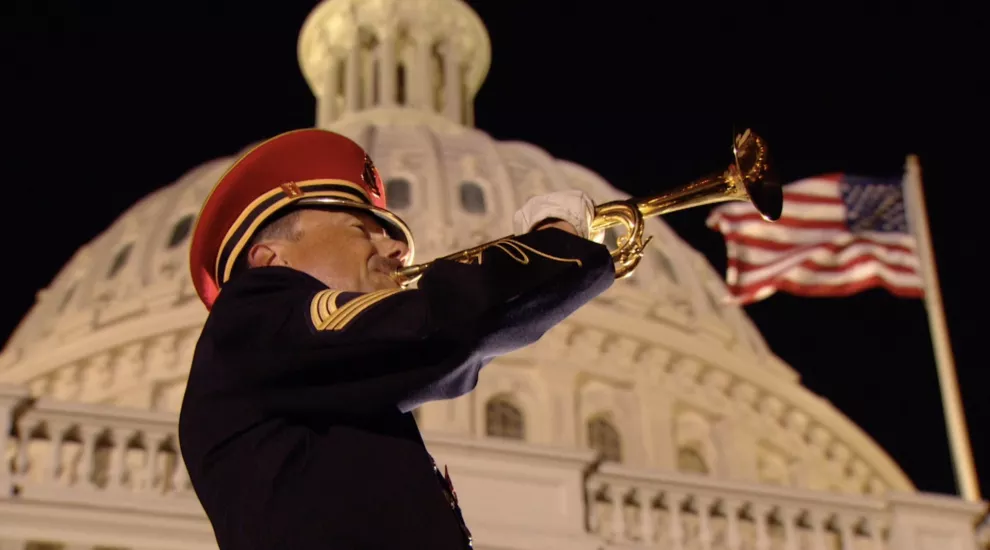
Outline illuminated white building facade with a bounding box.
[0,0,985,548]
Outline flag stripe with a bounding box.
[729,241,920,273]
[712,213,847,230]
[783,177,843,197]
[736,275,925,304]
[714,202,846,220]
[731,255,919,292]
[715,224,849,245]
[724,234,917,255]
[781,192,845,205]
[733,260,923,295]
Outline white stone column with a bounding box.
[667,492,686,550]
[317,56,339,127]
[640,488,657,543]
[610,484,628,542]
[75,425,100,489]
[346,45,361,112]
[713,415,758,482]
[380,28,397,107]
[544,367,578,447]
[45,420,67,483]
[697,496,715,550]
[414,33,434,109]
[107,428,129,489]
[725,499,742,550]
[442,43,462,122]
[636,348,675,470]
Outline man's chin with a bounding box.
[371,272,401,290]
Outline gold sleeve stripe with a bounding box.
[318,288,406,331]
[309,289,343,330]
[457,238,583,268]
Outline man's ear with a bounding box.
[245,242,283,268]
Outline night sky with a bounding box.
[3,2,986,499]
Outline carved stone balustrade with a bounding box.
[0,387,983,550]
[585,462,986,550]
[0,387,212,550]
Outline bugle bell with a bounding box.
[391,129,782,285]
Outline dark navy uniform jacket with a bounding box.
[178,227,615,549]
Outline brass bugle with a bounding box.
[391,129,782,286]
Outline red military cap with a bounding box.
[189,128,416,310]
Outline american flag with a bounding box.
[705,173,924,305]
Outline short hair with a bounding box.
[254,209,303,244]
[228,209,303,280]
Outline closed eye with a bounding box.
[351,224,377,240]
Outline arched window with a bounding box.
[485,396,524,440]
[396,63,407,105]
[167,214,194,248]
[677,446,709,474]
[107,243,133,279]
[385,178,411,209]
[459,181,486,214]
[587,416,622,462]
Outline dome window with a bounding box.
[385,178,411,209]
[167,214,195,248]
[396,63,407,105]
[485,395,524,440]
[107,243,133,279]
[677,447,710,475]
[587,416,622,462]
[459,181,486,214]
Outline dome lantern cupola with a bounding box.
[297,0,491,128]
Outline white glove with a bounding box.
[512,190,596,240]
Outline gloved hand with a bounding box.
[512,190,596,240]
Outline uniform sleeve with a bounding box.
[247,227,615,418]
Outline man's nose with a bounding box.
[378,237,410,263]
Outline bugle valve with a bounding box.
[391,129,783,285]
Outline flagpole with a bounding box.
[903,154,981,502]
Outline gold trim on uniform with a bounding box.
[310,288,406,332]
[310,289,343,329]
[459,238,583,269]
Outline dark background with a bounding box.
[3,2,986,499]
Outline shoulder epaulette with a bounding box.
[310,288,406,331]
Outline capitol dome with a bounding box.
[0,0,913,515]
